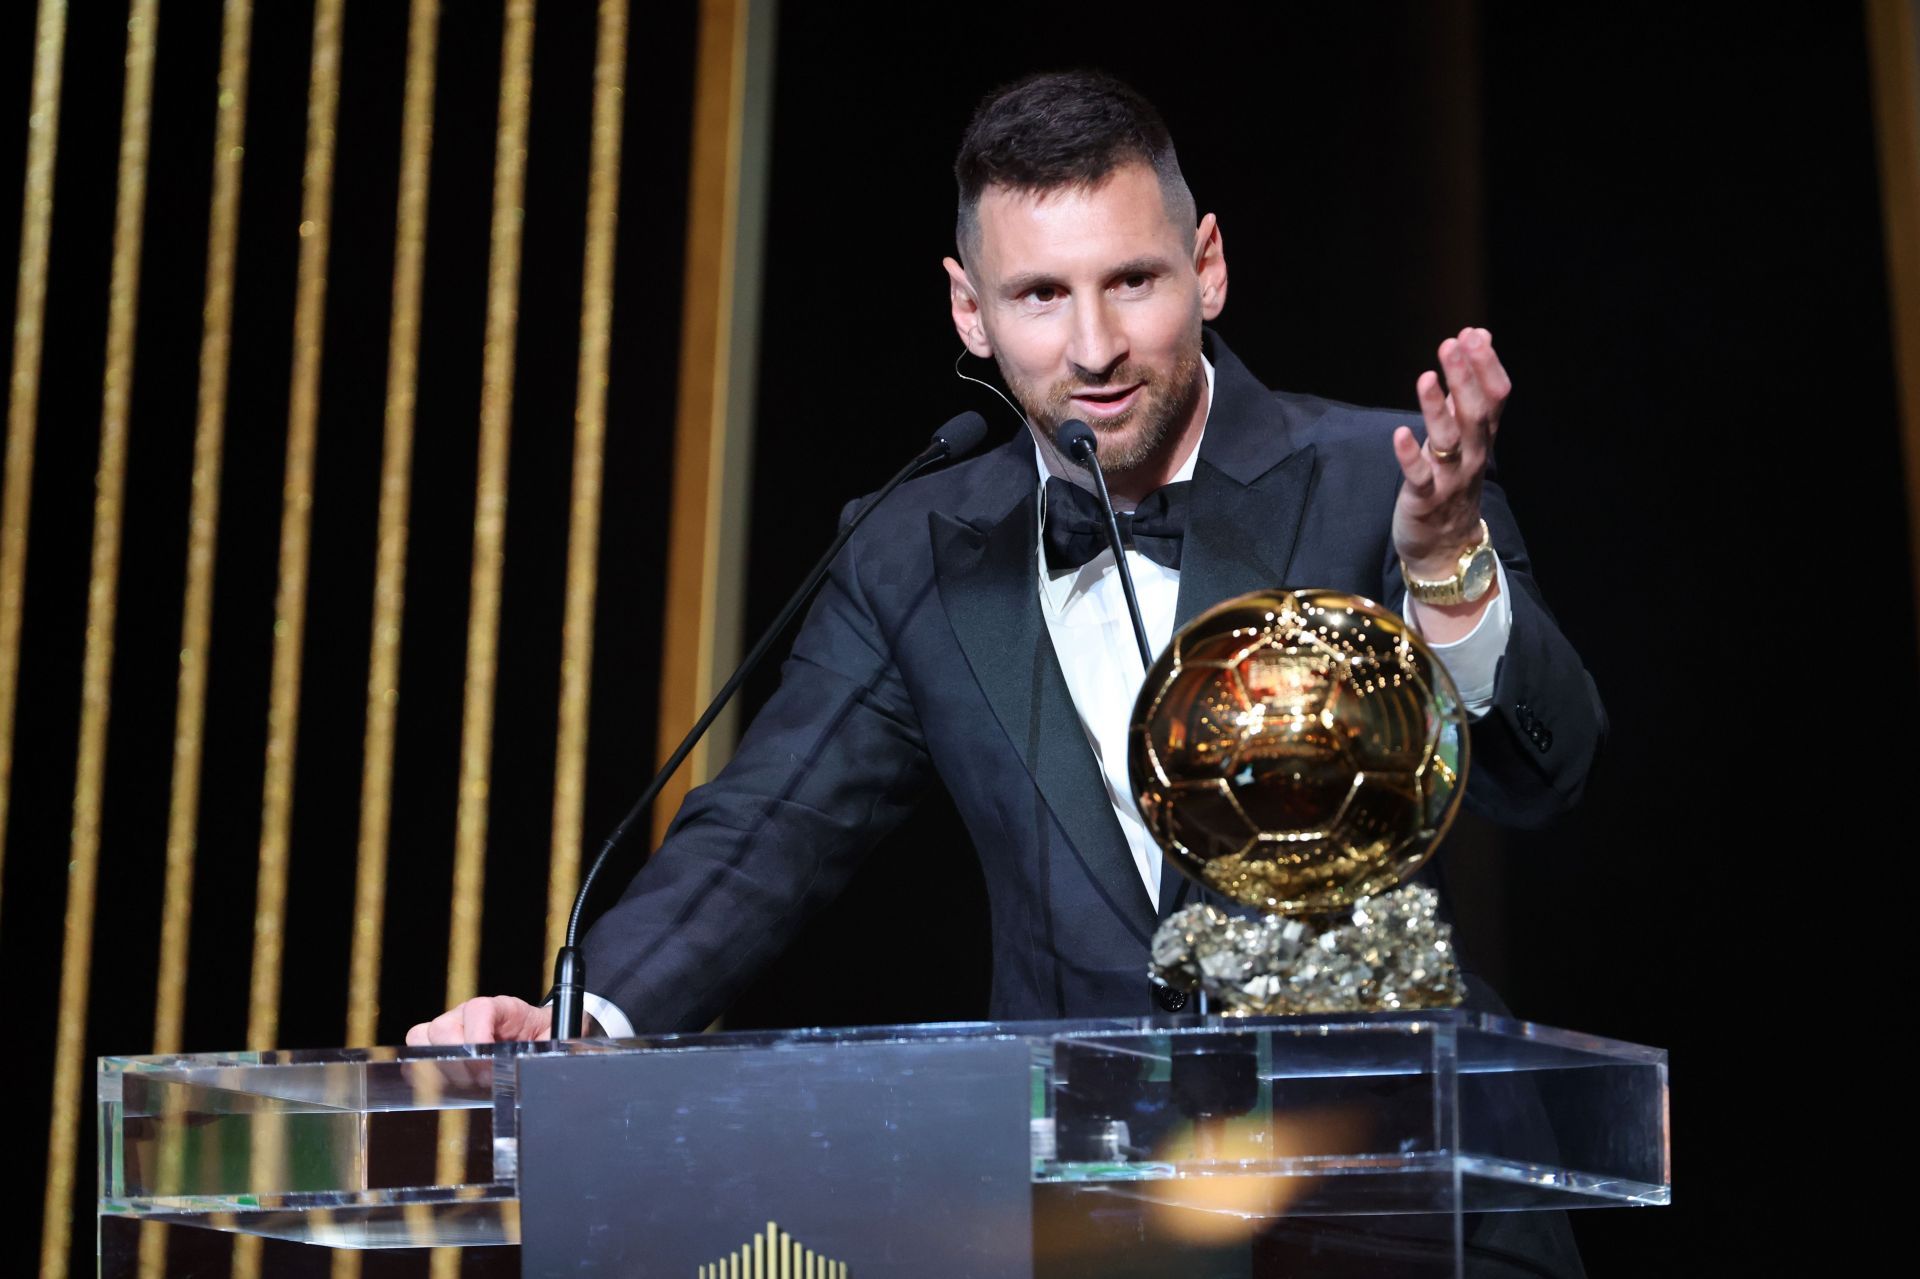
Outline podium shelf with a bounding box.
[99,1010,1668,1260]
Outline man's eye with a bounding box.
[1120,274,1151,291]
[1029,286,1059,303]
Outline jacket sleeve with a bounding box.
[1384,474,1608,828]
[578,515,933,1031]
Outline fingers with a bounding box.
[1422,327,1510,471]
[1392,425,1433,493]
[1464,326,1512,419]
[524,1003,555,1042]
[1438,332,1481,427]
[464,997,502,1044]
[1415,369,1456,462]
[405,996,509,1048]
[1441,327,1509,445]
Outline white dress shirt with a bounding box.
[585,360,1513,1035]
[1033,357,1511,911]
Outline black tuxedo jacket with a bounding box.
[582,333,1606,1030]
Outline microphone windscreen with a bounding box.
[931,410,990,458]
[1054,418,1097,461]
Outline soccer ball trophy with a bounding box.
[1131,588,1470,1015]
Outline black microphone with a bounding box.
[1055,419,1154,668]
[931,410,989,459]
[550,411,991,1039]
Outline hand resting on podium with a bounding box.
[407,995,553,1046]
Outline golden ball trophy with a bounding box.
[1131,588,1471,1014]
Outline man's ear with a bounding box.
[1194,214,1228,321]
[943,256,994,357]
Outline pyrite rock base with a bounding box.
[1151,884,1465,1015]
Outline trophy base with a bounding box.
[1151,884,1464,1016]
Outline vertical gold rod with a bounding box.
[245,0,344,1055]
[0,110,60,1279]
[0,0,66,925]
[39,9,156,1279]
[234,10,341,1279]
[653,0,773,848]
[346,0,439,1052]
[144,12,252,1279]
[444,0,536,1022]
[431,13,535,1278]
[332,10,437,1279]
[545,0,627,970]
[152,0,251,1061]
[1867,0,1920,645]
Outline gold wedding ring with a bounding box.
[1429,442,1461,464]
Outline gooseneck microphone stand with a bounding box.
[1055,419,1154,668]
[549,412,989,1039]
[1054,419,1206,1014]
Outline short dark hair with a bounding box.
[953,71,1195,262]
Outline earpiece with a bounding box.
[953,348,1027,431]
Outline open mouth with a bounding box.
[1069,384,1144,418]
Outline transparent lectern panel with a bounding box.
[100,1011,1668,1272]
[1036,1012,1669,1217]
[100,1043,533,1249]
[1453,1019,1670,1208]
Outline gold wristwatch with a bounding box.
[1401,520,1496,605]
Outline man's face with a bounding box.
[945,162,1226,477]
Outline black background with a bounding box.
[1,2,1912,1274]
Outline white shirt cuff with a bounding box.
[581,991,636,1039]
[1403,556,1512,718]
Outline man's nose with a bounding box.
[1066,297,1126,380]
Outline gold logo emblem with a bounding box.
[699,1221,845,1278]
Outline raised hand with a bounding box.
[1390,327,1509,637]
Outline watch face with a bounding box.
[1462,547,1497,601]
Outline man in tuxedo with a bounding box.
[410,70,1601,1047]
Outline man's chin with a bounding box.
[1030,399,1158,471]
[1033,412,1134,449]
[1088,417,1159,473]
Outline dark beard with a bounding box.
[1003,336,1206,479]
[1086,340,1204,476]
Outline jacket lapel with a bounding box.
[931,466,1160,945]
[1161,333,1319,917]
[1174,333,1319,629]
[1174,449,1318,630]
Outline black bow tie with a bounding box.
[1042,476,1190,573]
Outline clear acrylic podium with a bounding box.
[99,1011,1668,1276]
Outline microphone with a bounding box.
[1055,420,1154,669]
[550,411,991,1039]
[931,410,989,459]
